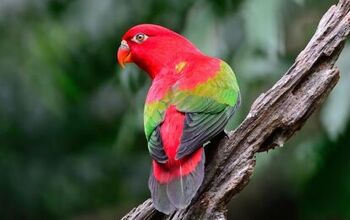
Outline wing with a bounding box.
[144,97,169,163]
[173,60,240,159]
[144,74,176,163]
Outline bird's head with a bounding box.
[117,24,200,78]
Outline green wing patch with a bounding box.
[174,61,240,159]
[144,100,168,140]
[173,61,239,113]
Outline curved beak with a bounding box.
[117,40,132,68]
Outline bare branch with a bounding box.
[122,0,350,219]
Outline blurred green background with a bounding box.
[0,0,349,219]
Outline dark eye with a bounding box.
[136,34,145,41]
[132,33,148,43]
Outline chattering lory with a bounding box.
[117,24,240,214]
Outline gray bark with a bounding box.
[121,0,350,219]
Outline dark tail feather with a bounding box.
[149,169,176,215]
[149,150,205,214]
[167,151,205,208]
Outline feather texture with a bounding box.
[120,24,240,214]
[144,60,239,214]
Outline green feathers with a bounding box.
[174,61,239,113]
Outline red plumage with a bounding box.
[117,24,240,214]
[153,105,203,183]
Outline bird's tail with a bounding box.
[148,147,205,214]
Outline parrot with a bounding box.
[117,24,240,214]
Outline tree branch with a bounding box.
[122,1,350,219]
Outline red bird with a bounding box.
[117,24,240,214]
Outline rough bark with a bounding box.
[122,1,350,219]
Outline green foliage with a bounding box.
[300,121,350,220]
[0,0,348,219]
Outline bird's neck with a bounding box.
[133,36,203,79]
[138,51,204,80]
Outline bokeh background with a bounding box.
[1,0,349,219]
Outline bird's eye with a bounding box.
[132,33,148,43]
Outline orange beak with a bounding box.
[117,40,132,68]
